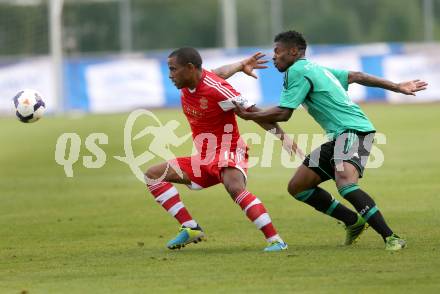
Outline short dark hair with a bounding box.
[274,30,307,52]
[168,47,202,69]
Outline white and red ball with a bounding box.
[13,89,46,123]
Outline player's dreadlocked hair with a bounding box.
[169,47,202,69]
[274,30,307,53]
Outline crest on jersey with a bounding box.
[200,97,208,109]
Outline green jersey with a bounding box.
[279,58,375,139]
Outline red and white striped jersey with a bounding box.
[180,69,254,157]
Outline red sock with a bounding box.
[234,190,281,242]
[147,182,197,228]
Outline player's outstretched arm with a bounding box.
[348,71,428,96]
[212,52,268,80]
[246,105,301,157]
[234,102,293,124]
[247,106,289,141]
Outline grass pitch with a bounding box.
[1,104,440,293]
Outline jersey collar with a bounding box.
[188,69,207,93]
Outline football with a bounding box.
[13,89,46,123]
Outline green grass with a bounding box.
[1,104,440,293]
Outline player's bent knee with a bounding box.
[145,165,164,181]
[224,183,245,200]
[335,172,358,188]
[228,186,245,200]
[222,168,246,199]
[287,180,301,197]
[288,177,319,199]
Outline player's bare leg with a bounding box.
[222,167,287,252]
[287,164,323,197]
[335,162,406,250]
[288,164,366,245]
[145,162,205,250]
[145,162,192,185]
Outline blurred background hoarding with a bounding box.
[0,0,439,114]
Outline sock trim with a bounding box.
[253,213,271,229]
[155,186,178,204]
[266,234,282,243]
[147,182,168,193]
[168,202,184,216]
[182,220,198,228]
[338,183,359,197]
[244,198,262,213]
[325,199,340,215]
[295,188,315,202]
[235,190,250,204]
[362,205,379,221]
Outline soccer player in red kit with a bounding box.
[145,47,288,252]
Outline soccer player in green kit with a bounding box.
[218,30,427,250]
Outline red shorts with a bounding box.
[169,147,249,189]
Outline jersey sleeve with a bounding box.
[208,76,256,111]
[325,67,349,91]
[230,95,255,109]
[279,68,311,109]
